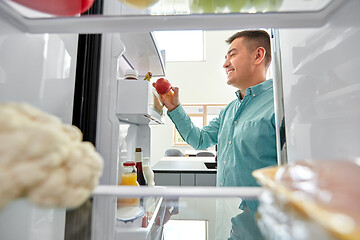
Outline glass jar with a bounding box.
[118,161,140,208]
[120,161,139,186]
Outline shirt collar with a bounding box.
[235,79,273,101]
[235,90,242,101]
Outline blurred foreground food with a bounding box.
[190,0,283,14]
[253,159,360,240]
[0,102,103,209]
[118,0,159,9]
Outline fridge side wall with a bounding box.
[280,1,360,162]
[0,14,79,240]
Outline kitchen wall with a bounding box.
[150,30,244,166]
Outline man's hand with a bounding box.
[152,84,180,111]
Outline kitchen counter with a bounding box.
[152,157,217,186]
[152,157,217,173]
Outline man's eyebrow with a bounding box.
[225,48,237,58]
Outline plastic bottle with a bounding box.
[135,148,146,186]
[117,161,139,207]
[143,157,155,186]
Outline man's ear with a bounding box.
[254,47,266,65]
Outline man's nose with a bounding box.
[223,59,229,68]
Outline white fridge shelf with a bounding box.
[92,185,262,199]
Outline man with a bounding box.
[154,30,277,213]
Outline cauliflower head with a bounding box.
[0,102,103,209]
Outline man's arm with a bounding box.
[153,84,219,149]
[168,105,220,149]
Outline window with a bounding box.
[153,30,204,62]
[174,104,226,145]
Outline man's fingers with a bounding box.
[173,87,179,97]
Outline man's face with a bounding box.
[223,37,254,89]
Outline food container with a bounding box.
[252,160,360,240]
[116,205,145,228]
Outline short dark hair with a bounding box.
[226,30,272,68]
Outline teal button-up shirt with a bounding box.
[168,79,277,210]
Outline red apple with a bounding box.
[154,78,171,94]
[11,0,95,16]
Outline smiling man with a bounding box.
[156,30,277,214]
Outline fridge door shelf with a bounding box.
[119,32,165,78]
[116,197,164,240]
[116,111,164,125]
[0,0,347,33]
[116,78,165,125]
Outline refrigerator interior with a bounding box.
[0,0,359,239]
[279,1,360,161]
[0,15,78,240]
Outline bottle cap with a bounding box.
[135,148,142,152]
[124,69,138,80]
[123,161,136,166]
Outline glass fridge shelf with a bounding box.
[2,0,337,18]
[0,0,347,33]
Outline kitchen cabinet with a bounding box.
[154,173,180,186]
[180,173,195,186]
[153,159,217,187]
[195,173,216,187]
[154,172,216,187]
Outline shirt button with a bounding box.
[228,140,231,144]
[223,161,226,164]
